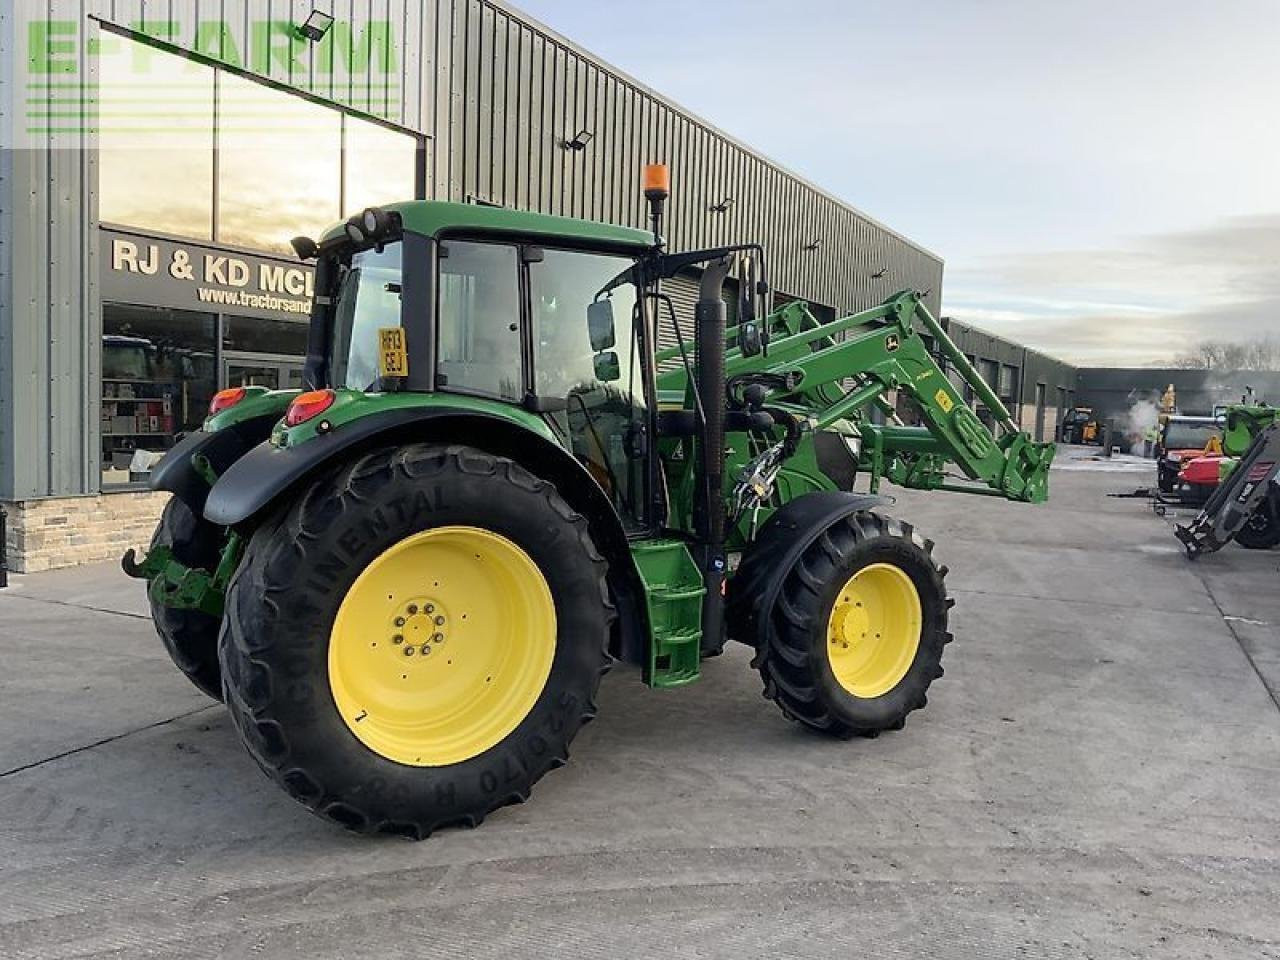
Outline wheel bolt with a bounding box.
[393,634,404,644]
[407,604,418,615]
[394,616,406,627]
[425,603,435,614]
[420,644,431,655]
[432,632,444,643]
[434,616,445,626]
[403,646,415,657]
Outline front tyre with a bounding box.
[755,512,951,737]
[1235,492,1280,550]
[219,444,612,837]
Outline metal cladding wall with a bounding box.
[939,318,1078,434]
[1,0,943,500]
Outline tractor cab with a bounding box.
[297,201,662,534]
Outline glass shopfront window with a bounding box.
[101,305,217,486]
[344,115,420,215]
[95,31,425,491]
[98,40,214,238]
[217,73,342,253]
[97,33,423,249]
[222,315,310,357]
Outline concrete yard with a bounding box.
[1,446,1278,959]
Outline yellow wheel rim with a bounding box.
[826,562,922,698]
[328,526,556,767]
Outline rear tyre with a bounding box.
[149,498,225,701]
[753,512,950,737]
[219,444,612,837]
[1235,493,1280,550]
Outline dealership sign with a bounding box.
[101,229,314,321]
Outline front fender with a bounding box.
[726,490,888,648]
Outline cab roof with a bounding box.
[322,200,655,251]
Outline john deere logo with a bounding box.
[885,334,901,352]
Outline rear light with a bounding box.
[208,387,247,416]
[285,389,336,427]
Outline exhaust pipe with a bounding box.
[694,256,733,652]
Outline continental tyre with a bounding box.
[754,511,950,737]
[1235,492,1280,550]
[149,497,225,700]
[219,443,613,837]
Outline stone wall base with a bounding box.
[1,491,169,574]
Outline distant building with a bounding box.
[1075,368,1280,423]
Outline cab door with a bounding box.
[527,247,652,533]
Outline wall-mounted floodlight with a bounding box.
[564,129,594,150]
[804,238,824,251]
[710,197,734,213]
[297,10,334,43]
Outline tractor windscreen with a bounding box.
[329,242,403,391]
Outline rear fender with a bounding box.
[149,390,296,514]
[203,407,649,662]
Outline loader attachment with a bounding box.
[656,288,1055,504]
[1176,423,1280,557]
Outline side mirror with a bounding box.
[736,253,768,357]
[593,350,621,383]
[738,255,757,328]
[588,299,616,352]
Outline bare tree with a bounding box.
[1173,336,1280,371]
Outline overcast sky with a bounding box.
[515,0,1280,366]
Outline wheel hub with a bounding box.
[328,526,556,767]
[825,562,922,699]
[389,596,450,657]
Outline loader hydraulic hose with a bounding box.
[694,256,734,650]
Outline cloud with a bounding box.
[944,215,1280,365]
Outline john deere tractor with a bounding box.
[124,166,1055,836]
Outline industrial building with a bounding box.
[1075,368,1280,425]
[0,0,1075,572]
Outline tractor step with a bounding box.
[630,539,706,687]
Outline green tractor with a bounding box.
[124,167,1054,836]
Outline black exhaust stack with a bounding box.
[693,257,733,653]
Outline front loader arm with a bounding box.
[660,289,1054,503]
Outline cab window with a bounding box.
[530,248,647,530]
[436,241,522,400]
[331,242,403,391]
